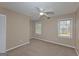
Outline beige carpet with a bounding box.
[7,39,77,56]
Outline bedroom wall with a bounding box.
[0,6,31,50]
[32,13,76,48]
[75,7,79,55]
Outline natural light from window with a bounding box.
[35,22,42,35]
[58,19,72,38]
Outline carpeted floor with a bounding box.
[4,39,77,56]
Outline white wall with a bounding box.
[75,8,79,55]
[32,13,76,48]
[0,6,31,50]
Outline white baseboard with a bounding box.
[6,42,30,52]
[6,37,78,55]
[32,37,75,49]
[75,48,79,56]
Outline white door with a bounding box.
[0,14,6,53]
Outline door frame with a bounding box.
[0,14,6,53]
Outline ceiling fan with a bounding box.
[36,7,54,19]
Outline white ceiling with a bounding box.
[0,2,79,20]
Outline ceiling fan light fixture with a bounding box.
[40,12,44,15]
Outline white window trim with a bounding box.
[58,18,73,38]
[35,22,42,35]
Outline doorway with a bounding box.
[0,14,6,53]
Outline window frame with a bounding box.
[35,22,42,35]
[58,18,72,38]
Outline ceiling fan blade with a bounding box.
[44,12,54,14]
[36,7,41,12]
[36,7,45,12]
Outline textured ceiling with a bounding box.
[0,2,79,20]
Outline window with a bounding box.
[35,22,42,35]
[58,18,72,37]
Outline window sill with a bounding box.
[58,36,72,39]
